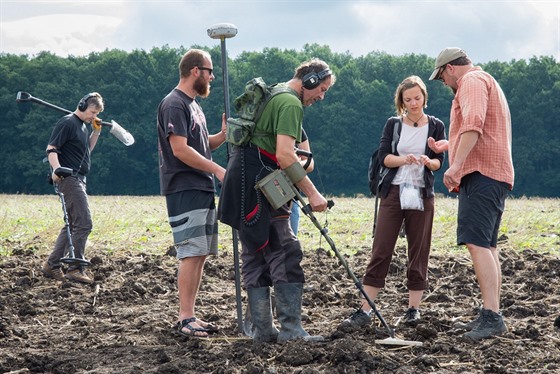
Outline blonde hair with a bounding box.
[394,75,428,116]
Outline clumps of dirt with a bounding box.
[1,243,559,373]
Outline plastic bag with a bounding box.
[399,164,424,211]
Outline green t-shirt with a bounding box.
[250,84,302,154]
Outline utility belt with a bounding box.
[62,168,87,183]
[75,173,87,183]
[239,142,278,165]
[48,171,86,185]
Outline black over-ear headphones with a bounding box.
[78,93,96,112]
[302,68,332,90]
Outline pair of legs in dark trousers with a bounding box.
[48,176,92,271]
[242,212,322,343]
[241,214,304,288]
[361,185,434,311]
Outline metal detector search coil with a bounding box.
[255,169,295,210]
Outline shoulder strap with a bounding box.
[391,117,402,153]
[254,86,297,124]
[376,118,401,198]
[253,87,298,139]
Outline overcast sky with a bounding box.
[1,0,558,64]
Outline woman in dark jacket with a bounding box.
[343,75,446,327]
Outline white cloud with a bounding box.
[350,0,559,62]
[1,14,123,56]
[1,0,558,62]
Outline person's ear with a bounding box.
[446,64,455,75]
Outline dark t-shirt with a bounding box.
[48,113,90,176]
[157,89,214,195]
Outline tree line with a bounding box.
[0,44,558,197]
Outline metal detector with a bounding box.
[296,187,421,346]
[52,167,91,267]
[257,169,422,347]
[16,91,135,146]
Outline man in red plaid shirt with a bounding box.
[429,47,514,343]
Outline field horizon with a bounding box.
[1,194,558,258]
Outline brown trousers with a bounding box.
[363,185,434,291]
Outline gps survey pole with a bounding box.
[207,23,245,335]
[207,23,237,140]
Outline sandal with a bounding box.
[176,317,209,338]
[197,318,219,333]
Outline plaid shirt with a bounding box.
[449,66,514,188]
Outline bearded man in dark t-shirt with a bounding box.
[157,49,227,338]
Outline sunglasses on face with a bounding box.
[197,66,213,75]
[438,65,447,81]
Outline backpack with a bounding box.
[368,118,402,196]
[369,118,403,237]
[226,77,295,146]
[368,149,384,196]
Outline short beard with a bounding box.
[194,76,210,98]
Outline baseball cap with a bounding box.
[429,47,467,80]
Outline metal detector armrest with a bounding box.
[295,148,313,170]
[54,167,73,178]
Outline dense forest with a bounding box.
[1,44,558,197]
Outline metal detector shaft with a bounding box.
[292,188,394,338]
[55,186,91,267]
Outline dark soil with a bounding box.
[1,240,559,373]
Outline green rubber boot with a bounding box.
[274,283,324,343]
[246,287,279,343]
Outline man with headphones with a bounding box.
[42,92,104,284]
[219,58,336,343]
